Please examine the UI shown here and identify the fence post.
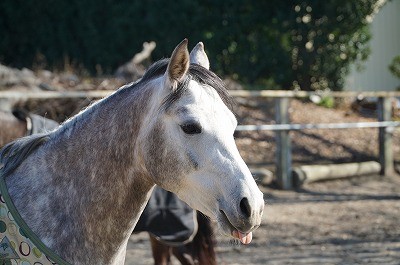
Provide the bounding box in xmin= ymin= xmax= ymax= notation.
xmin=377 ymin=97 xmax=394 ymax=175
xmin=275 ymin=97 xmax=292 ymax=189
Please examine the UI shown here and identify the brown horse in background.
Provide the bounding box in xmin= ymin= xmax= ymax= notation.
xmin=0 ymin=110 xmax=29 ymax=147
xmin=0 ymin=108 xmax=217 ymax=265
xmin=149 ymin=212 xmax=216 ymax=265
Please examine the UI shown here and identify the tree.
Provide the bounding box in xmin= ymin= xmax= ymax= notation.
xmin=286 ymin=0 xmax=385 ymax=91
xmin=389 ymin=55 xmax=400 ymax=90
xmin=389 ymin=55 xmax=400 ymax=79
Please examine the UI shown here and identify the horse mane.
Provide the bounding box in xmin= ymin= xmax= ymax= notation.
xmin=0 ymin=133 xmax=50 ymax=177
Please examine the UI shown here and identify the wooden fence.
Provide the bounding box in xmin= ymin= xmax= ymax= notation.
xmin=1 ymin=89 xmax=399 ymax=190
xmin=231 ymin=90 xmax=400 ymax=189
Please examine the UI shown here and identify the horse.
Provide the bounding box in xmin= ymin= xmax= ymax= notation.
xmin=148 ymin=212 xmax=216 ymax=265
xmin=0 ymin=40 xmax=264 ymax=264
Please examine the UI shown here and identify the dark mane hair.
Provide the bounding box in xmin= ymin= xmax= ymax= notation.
xmin=0 ymin=134 xmax=50 ymax=177
xmin=139 ymin=59 xmax=234 ymax=111
xmin=189 ymin=63 xmax=234 ymax=111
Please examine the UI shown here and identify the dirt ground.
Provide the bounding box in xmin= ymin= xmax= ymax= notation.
xmin=125 ymin=173 xmax=400 ymax=265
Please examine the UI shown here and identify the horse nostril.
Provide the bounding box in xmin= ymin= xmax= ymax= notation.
xmin=239 ymin=197 xmax=252 ymax=218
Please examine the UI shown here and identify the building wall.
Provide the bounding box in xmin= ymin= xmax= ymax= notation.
xmin=346 ymin=0 xmax=400 ymax=91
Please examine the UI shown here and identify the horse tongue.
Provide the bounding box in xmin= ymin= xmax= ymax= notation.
xmin=232 ymin=230 xmax=253 ymax=244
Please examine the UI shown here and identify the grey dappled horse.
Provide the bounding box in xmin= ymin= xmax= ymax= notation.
xmin=0 ymin=40 xmax=264 ymax=264
xmin=0 ymin=110 xmax=216 ymax=265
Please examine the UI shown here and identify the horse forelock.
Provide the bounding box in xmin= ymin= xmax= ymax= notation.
xmin=140 ymin=59 xmax=234 ymax=112
xmin=187 ymin=64 xmax=234 ymax=111
xmin=167 ymin=66 xmax=233 ymax=112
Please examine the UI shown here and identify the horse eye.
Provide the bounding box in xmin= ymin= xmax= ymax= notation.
xmin=180 ymin=123 xmax=202 ymax=134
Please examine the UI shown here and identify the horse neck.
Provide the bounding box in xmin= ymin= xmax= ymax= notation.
xmin=6 ymin=84 xmax=157 ymax=264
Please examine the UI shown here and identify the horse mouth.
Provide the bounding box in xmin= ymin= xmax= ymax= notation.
xmin=218 ymin=210 xmax=253 ymax=244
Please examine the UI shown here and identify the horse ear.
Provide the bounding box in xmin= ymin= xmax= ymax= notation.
xmin=189 ymin=42 xmax=210 ymax=70
xmin=166 ymin=39 xmax=190 ymax=89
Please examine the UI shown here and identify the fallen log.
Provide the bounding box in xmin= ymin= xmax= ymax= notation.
xmin=292 ymin=161 xmax=381 ymax=186
xmin=249 ymin=167 xmax=274 ymax=185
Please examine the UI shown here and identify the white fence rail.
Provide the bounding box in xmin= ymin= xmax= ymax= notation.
xmin=237 ymin=121 xmax=400 ymax=131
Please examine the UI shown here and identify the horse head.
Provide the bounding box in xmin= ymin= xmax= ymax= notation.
xmin=140 ymin=40 xmax=264 ymax=244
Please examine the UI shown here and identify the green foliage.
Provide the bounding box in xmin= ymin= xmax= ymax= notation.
xmin=389 ymin=55 xmax=400 ymax=91
xmin=317 ymin=96 xmax=335 ymax=108
xmin=287 ymin=1 xmax=380 ymax=91
xmin=0 ymin=0 xmax=385 ymax=90
xmin=389 ymin=55 xmax=400 ymax=79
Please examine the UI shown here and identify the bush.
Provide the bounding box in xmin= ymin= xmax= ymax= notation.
xmin=389 ymin=55 xmax=400 ymax=79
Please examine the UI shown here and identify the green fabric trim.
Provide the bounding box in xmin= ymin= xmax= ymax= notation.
xmin=0 ymin=173 xmax=71 ymax=265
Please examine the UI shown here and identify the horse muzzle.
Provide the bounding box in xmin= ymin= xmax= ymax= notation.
xmin=217 ymin=190 xmax=264 ymax=244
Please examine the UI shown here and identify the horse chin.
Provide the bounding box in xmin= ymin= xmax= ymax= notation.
xmin=216 ymin=210 xmax=253 ymax=245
